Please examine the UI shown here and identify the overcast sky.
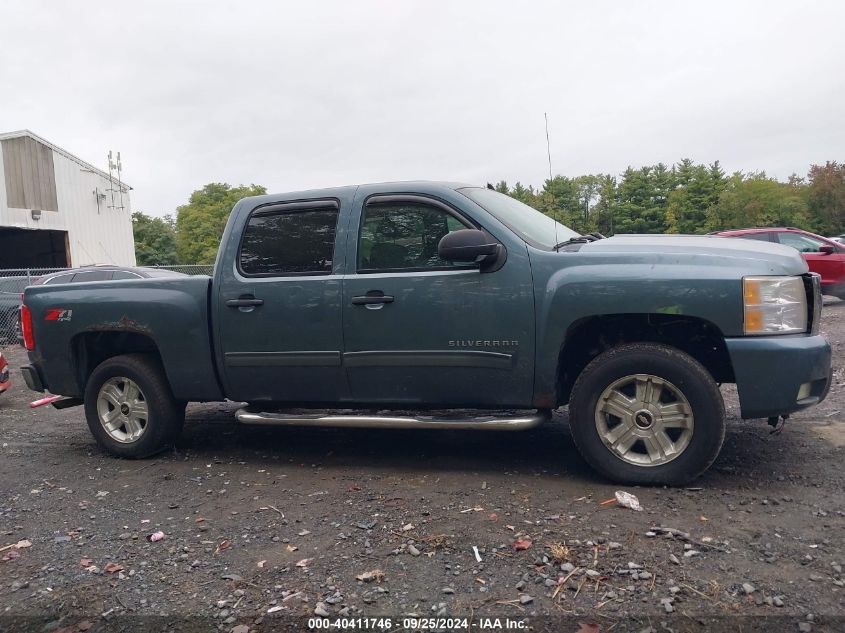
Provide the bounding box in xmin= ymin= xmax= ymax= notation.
xmin=2 ymin=1 xmax=843 ymax=216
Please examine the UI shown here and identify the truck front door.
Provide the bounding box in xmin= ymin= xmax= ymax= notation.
xmin=341 ymin=192 xmax=535 ymax=406
xmin=215 ymin=198 xmax=348 ymax=404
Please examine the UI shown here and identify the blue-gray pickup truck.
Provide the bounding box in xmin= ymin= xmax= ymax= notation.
xmin=20 ymin=182 xmax=832 ymax=484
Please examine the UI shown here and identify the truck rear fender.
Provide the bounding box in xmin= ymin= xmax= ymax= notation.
xmin=71 ymin=331 xmax=164 ymax=396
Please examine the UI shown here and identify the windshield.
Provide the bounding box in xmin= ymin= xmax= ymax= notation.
xmin=458 ymin=187 xmax=579 ymax=249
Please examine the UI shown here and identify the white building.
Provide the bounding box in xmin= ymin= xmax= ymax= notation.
xmin=0 ymin=130 xmax=136 ymax=268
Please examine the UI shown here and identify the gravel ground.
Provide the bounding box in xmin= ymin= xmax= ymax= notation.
xmin=1 ymin=300 xmax=843 ymax=633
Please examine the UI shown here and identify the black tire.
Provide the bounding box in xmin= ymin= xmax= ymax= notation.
xmin=84 ymin=354 xmax=185 ymax=458
xmin=569 ymin=343 xmax=725 ymax=485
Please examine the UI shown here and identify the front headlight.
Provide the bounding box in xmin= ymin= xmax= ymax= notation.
xmin=743 ymin=276 xmax=807 ymax=335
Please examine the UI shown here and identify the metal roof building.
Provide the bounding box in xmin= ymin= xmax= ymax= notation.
xmin=0 ymin=130 xmax=136 ymax=268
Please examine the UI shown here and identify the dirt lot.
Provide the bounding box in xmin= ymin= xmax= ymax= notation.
xmin=1 ymin=301 xmax=843 ymax=633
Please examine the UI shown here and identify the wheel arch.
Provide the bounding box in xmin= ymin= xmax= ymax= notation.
xmin=71 ymin=331 xmax=167 ymax=396
xmin=556 ymin=313 xmax=734 ymax=406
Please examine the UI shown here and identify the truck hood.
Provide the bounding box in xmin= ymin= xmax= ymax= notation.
xmin=578 ymin=234 xmax=808 ymax=276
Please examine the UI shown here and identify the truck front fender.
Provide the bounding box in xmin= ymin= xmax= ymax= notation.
xmin=533 ymin=263 xmax=745 ymax=404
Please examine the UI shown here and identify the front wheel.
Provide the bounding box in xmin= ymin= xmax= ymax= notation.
xmin=84 ymin=354 xmax=185 ymax=458
xmin=568 ymin=343 xmax=725 ymax=485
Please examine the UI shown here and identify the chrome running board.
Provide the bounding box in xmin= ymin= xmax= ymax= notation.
xmin=235 ymin=408 xmax=550 ymax=431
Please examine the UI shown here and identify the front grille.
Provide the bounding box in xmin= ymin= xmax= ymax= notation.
xmin=803 ymin=273 xmax=822 ymax=334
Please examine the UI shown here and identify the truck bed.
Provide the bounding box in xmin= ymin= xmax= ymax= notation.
xmin=24 ymin=276 xmax=223 ymax=401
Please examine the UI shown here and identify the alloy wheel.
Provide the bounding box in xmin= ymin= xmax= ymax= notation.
xmin=594 ymin=373 xmax=694 ymax=466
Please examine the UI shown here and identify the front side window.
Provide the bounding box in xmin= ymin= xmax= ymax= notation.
xmin=777 ymin=232 xmax=824 ymax=253
xmin=240 ymin=206 xmax=338 ymax=276
xmin=358 ymin=201 xmax=471 ymax=271
xmin=736 ymin=232 xmax=773 ymax=242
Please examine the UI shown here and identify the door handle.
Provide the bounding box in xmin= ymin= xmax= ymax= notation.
xmin=226 ymin=297 xmax=264 ymax=308
xmin=351 ymin=293 xmax=394 ymax=306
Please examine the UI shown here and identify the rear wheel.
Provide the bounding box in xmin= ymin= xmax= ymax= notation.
xmin=84 ymin=354 xmax=185 ymax=458
xmin=569 ymin=343 xmax=725 ymax=485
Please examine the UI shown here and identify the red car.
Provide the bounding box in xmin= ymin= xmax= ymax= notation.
xmin=713 ymin=227 xmax=845 ymax=299
xmin=0 ymin=352 xmax=10 ymax=395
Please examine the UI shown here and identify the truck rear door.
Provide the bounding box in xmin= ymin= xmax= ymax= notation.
xmin=214 ymin=197 xmax=349 ymax=404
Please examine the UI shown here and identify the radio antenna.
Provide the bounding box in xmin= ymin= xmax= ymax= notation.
xmin=544 ymin=112 xmax=553 ymax=181
xmin=545 ymin=112 xmax=560 ymax=245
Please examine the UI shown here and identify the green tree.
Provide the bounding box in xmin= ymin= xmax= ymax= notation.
xmin=574 ymin=175 xmax=601 ymax=231
xmin=707 ymin=161 xmax=727 ymax=208
xmin=806 ymin=161 xmax=845 ymax=235
xmin=489 ymin=157 xmax=840 ymax=237
xmin=539 ymin=176 xmax=584 ymax=231
xmin=132 ymin=212 xmax=177 ymax=265
xmin=706 ymin=173 xmax=809 ymax=231
xmin=510 ymin=182 xmax=536 ymax=205
xmin=663 ymin=161 xmax=724 ymax=234
xmin=175 ymin=183 xmax=267 ymax=264
xmin=615 ymin=167 xmax=667 ymax=233
xmin=591 ymin=175 xmax=618 ymax=235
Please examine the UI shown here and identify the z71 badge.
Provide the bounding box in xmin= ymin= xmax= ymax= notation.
xmin=45 ymin=308 xmax=73 ymax=322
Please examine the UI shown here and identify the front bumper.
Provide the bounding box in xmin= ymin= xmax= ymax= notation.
xmin=726 ymin=334 xmax=832 ymax=419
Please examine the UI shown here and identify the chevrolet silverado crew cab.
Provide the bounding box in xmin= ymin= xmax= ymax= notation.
xmin=20 ymin=182 xmax=832 ymax=484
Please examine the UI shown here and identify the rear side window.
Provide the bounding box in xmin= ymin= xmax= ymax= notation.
xmin=240 ymin=204 xmax=339 ymax=276
xmin=70 ymin=270 xmax=113 ymax=283
xmin=43 ymin=273 xmax=76 ymax=285
xmin=112 ymin=270 xmax=143 ymax=280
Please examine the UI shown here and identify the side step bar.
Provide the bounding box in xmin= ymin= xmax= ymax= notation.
xmin=236 ymin=408 xmax=550 ymax=431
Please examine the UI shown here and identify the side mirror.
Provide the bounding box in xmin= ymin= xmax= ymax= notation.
xmin=819 ymin=244 xmax=835 ymax=254
xmin=438 ymin=229 xmax=502 ymax=268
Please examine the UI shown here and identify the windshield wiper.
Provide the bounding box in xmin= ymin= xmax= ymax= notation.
xmin=553 ymin=232 xmax=606 ymax=251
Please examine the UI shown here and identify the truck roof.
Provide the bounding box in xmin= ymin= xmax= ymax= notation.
xmin=239 ymin=180 xmax=476 ymax=206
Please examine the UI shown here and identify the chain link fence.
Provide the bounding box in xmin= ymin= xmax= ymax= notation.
xmin=0 ymin=265 xmax=214 ymax=346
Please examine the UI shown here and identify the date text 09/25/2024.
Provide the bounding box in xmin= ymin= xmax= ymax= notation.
xmin=307 ymin=617 xmax=528 ymax=629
